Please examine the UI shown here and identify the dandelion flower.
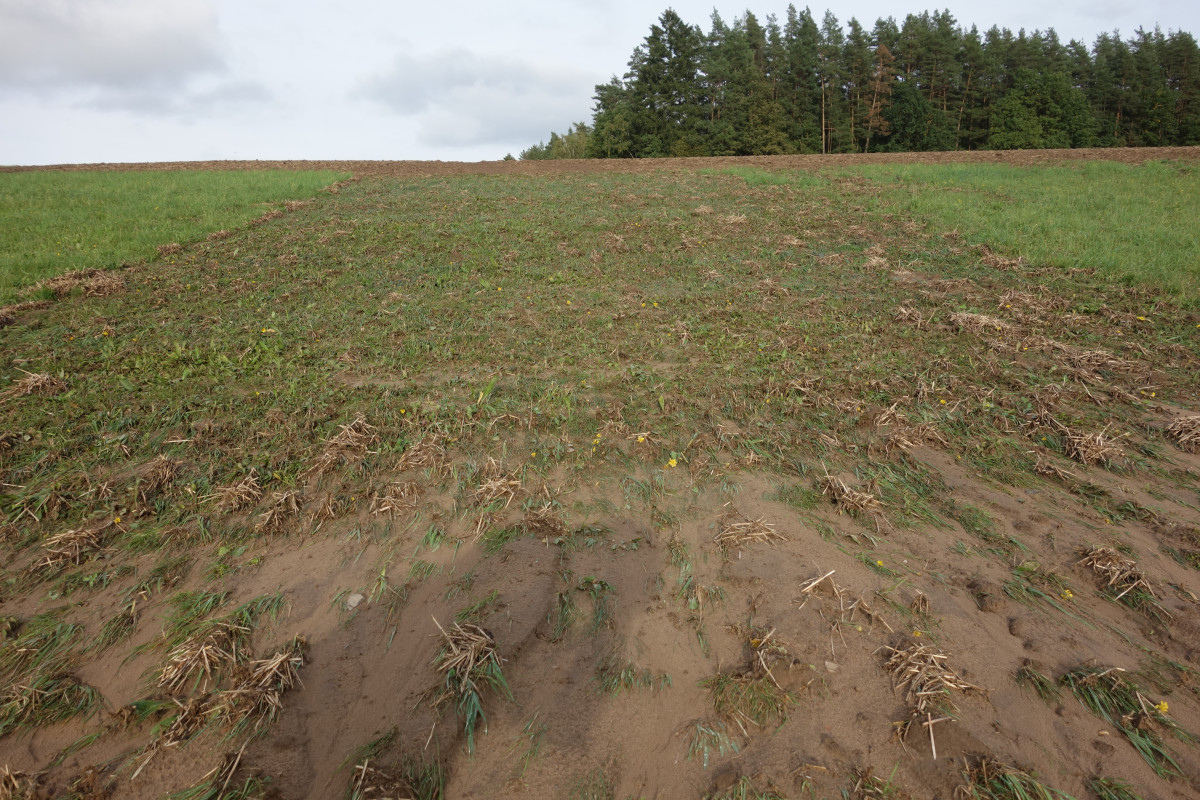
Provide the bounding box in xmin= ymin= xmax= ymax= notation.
xmin=667 ymin=458 xmax=677 ymax=468
xmin=113 ymin=517 xmax=121 ymax=524
xmin=913 ymin=630 xmax=922 ymax=637
xmin=1155 ymin=700 xmax=1169 ymax=714
xmin=875 ymin=560 xmax=884 ymax=566
xmin=637 ymin=436 xmax=645 ymax=443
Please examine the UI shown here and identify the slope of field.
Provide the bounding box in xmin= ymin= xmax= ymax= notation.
xmin=1 ymin=150 xmax=1199 ymax=800
xmin=0 ymin=170 xmax=347 ymax=304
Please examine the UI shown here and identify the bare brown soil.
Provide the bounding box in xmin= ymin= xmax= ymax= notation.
xmin=4 ymin=145 xmax=1200 ymax=176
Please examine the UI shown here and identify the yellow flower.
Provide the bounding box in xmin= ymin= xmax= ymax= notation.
xmin=939 ymin=399 xmax=946 ymax=405
xmin=530 ymin=452 xmax=537 ymax=457
xmin=400 ymin=409 xmax=406 ymax=414
xmin=566 ymin=300 xmax=571 ymax=305
xmin=875 ymin=560 xmax=884 ymax=566
xmin=113 ymin=517 xmax=121 ymax=524
xmin=1137 ymin=316 xmax=1146 ymax=321
xmin=641 ymin=302 xmax=646 ymax=307
xmin=913 ymin=630 xmax=922 ymax=637
xmin=1061 ymin=589 xmax=1073 ymax=599
xmin=653 ymin=302 xmax=659 ymax=308
xmin=637 ymin=436 xmax=645 ymax=443
xmin=667 ymin=458 xmax=677 ymax=468
xmin=1155 ymin=700 xmax=1169 ymax=714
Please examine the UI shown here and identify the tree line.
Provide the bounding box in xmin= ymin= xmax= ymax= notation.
xmin=517 ymin=6 xmax=1200 ymax=158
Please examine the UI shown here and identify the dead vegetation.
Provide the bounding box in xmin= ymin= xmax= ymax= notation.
xmin=137 ymin=454 xmax=181 ymax=502
xmin=1 ymin=371 xmax=67 ymax=401
xmin=370 ymin=481 xmax=423 ymax=517
xmin=949 ymin=311 xmax=1011 ymax=335
xmin=522 ymin=502 xmax=567 ymax=538
xmin=1165 ymin=415 xmax=1200 ymax=453
xmin=1079 ymin=545 xmax=1168 ymax=620
xmin=308 ymin=415 xmax=378 ymax=476
xmin=36 ymin=522 xmax=112 ymax=570
xmin=396 ymin=435 xmax=448 ymax=476
xmin=254 ymin=490 xmax=302 ymax=533
xmin=212 ymin=472 xmax=263 ymax=512
xmin=883 ymin=641 xmax=981 ymax=759
xmin=158 ymin=621 xmax=247 ymax=693
xmin=431 ymin=619 xmax=511 ymax=753
xmin=1060 ymin=423 xmax=1126 ymax=466
xmin=472 ymin=458 xmax=523 ymax=509
xmin=714 ymin=510 xmax=784 ymax=552
xmin=819 ymin=474 xmax=885 ymax=523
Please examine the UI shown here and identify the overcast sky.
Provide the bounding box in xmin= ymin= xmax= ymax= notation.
xmin=1 ymin=0 xmax=1197 ymax=165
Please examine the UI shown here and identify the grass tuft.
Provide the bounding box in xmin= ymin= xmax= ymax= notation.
xmin=1060 ymin=665 xmax=1192 ymax=776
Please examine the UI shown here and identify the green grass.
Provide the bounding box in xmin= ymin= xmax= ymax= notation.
xmin=844 ymin=161 xmax=1200 ymax=301
xmin=0 ymin=169 xmax=345 ymax=303
xmin=1086 ymin=777 xmax=1143 ymax=800
xmin=1060 ymin=665 xmax=1193 ymax=777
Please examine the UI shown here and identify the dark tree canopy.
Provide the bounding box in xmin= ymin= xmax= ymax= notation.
xmin=523 ymin=7 xmax=1200 ymax=158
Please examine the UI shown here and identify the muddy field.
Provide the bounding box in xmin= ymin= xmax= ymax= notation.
xmin=2 ymin=148 xmax=1199 ymax=800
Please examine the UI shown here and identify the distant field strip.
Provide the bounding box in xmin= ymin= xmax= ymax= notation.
xmin=842 ymin=160 xmax=1200 ymax=302
xmin=0 ymin=170 xmax=346 ymax=303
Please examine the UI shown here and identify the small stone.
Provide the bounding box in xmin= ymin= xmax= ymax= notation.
xmin=824 ymin=661 xmax=840 ymax=673
xmin=346 ymin=593 xmax=366 ymax=610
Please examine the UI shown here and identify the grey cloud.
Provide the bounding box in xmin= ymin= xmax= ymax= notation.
xmin=361 ymin=50 xmax=596 ymax=147
xmin=82 ymin=79 xmax=273 ymax=116
xmin=0 ymin=0 xmax=226 ymax=98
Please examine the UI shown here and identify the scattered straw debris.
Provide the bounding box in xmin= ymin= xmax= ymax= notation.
xmin=159 ymin=622 xmax=246 ymax=694
xmin=1032 ymin=454 xmax=1076 ymax=482
xmin=39 ymin=268 xmax=124 ymax=298
xmin=472 ymin=459 xmax=522 ymax=509
xmin=522 ymin=502 xmax=567 ymax=538
xmin=1061 ymin=423 xmax=1125 ymax=466
xmin=1165 ymin=416 xmax=1200 ymax=453
xmin=1 ymin=371 xmax=68 ymax=401
xmin=819 ymin=474 xmax=884 ymax=520
xmin=370 ymin=481 xmax=423 ymax=517
xmin=893 ymin=306 xmax=930 ymax=329
xmin=157 ymin=243 xmax=183 ymax=257
xmin=213 ymin=473 xmax=263 ymax=512
xmin=432 ymin=618 xmax=511 ymax=753
xmin=883 ymin=641 xmax=980 ymax=759
xmin=949 ymin=311 xmax=1010 ymax=335
xmin=978 ymin=244 xmax=1025 ymax=270
xmin=255 ymin=490 xmax=301 ymax=533
xmin=884 ymin=422 xmax=948 ymax=455
xmin=210 ymin=639 xmax=306 ymax=732
xmin=1079 ymin=546 xmax=1165 ymax=616
xmin=1069 ymin=349 xmax=1134 ymax=373
xmin=714 ymin=510 xmax=784 ymax=552
xmin=138 ymin=454 xmax=182 ymax=502
xmin=36 ymin=523 xmax=111 ymax=569
xmin=0 ymin=765 xmax=38 ymax=798
xmin=396 ymin=436 xmax=448 ymax=476
xmin=309 ymin=415 xmax=378 ymax=476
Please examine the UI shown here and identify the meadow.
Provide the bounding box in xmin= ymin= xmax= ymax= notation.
xmin=0 ymin=170 xmax=346 ymax=304
xmin=0 ymin=152 xmax=1199 ymax=800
